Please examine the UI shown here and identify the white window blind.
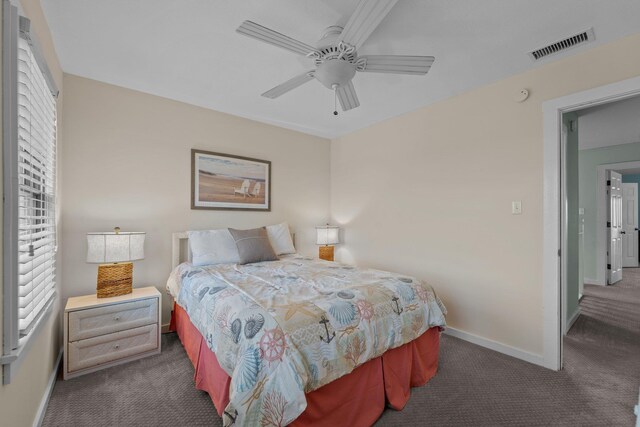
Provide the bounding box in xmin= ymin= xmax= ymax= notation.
xmin=15 ymin=35 xmax=57 ymax=344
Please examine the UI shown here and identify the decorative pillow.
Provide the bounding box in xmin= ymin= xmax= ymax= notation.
xmin=266 ymin=222 xmax=296 ymax=255
xmin=188 ymin=229 xmax=240 ymax=266
xmin=228 ymin=227 xmax=278 ymax=265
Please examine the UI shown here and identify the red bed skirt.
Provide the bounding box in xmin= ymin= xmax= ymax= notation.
xmin=170 ymin=303 xmax=440 ymax=426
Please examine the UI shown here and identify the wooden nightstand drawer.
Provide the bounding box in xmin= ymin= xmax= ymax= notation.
xmin=68 ymin=298 xmax=158 ymax=341
xmin=64 ymin=287 xmax=161 ymax=380
xmin=68 ymin=324 xmax=158 ymax=373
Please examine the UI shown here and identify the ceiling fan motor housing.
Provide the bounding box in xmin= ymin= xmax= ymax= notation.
xmin=313 ymin=26 xmax=357 ymax=89
xmin=317 ymin=26 xmax=344 ymax=48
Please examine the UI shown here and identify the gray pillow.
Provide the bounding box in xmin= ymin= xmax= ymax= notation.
xmin=228 ymin=227 xmax=278 ymax=265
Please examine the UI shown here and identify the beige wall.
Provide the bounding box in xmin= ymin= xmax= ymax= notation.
xmin=0 ymin=0 xmax=64 ymax=426
xmin=60 ymin=75 xmax=331 ymax=325
xmin=1 ymin=6 xmax=638 ymax=426
xmin=331 ymin=33 xmax=640 ymax=356
xmin=0 ymin=315 xmax=61 ymax=426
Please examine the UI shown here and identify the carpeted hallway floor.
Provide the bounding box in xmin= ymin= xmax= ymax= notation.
xmin=42 ymin=271 xmax=640 ymax=426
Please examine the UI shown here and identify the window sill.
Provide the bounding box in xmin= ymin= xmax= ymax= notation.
xmin=1 ymin=296 xmax=58 ymax=384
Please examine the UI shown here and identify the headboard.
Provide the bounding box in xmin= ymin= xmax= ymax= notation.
xmin=172 ymin=232 xmax=191 ymax=270
xmin=172 ymin=231 xmax=295 ymax=270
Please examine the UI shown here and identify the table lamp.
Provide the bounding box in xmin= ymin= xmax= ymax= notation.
xmin=87 ymin=227 xmax=145 ymax=298
xmin=316 ymin=225 xmax=340 ymax=261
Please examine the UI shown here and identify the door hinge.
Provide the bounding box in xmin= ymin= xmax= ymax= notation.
xmin=607 ymin=221 xmax=611 ymax=228
xmin=607 ymin=264 xmax=611 ymax=270
xmin=558 ymin=249 xmax=561 ymax=257
xmin=607 ymin=180 xmax=611 ymax=186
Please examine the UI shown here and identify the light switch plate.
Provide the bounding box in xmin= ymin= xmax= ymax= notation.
xmin=512 ymin=201 xmax=522 ymax=215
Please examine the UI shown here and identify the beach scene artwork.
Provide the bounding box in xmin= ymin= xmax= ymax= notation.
xmin=192 ymin=150 xmax=270 ymax=210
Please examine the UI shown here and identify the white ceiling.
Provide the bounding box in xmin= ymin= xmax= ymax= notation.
xmin=41 ymin=0 xmax=640 ymax=139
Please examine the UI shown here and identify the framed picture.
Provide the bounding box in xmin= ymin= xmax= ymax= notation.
xmin=191 ymin=149 xmax=271 ymax=211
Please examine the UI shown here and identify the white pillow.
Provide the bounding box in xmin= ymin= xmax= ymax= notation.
xmin=188 ymin=229 xmax=240 ymax=266
xmin=266 ymin=222 xmax=296 ymax=255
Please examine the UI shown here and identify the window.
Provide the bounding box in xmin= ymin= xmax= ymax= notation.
xmin=15 ymin=34 xmax=57 ymax=343
xmin=2 ymin=3 xmax=59 ymax=383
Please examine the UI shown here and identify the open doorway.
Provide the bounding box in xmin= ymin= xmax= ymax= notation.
xmin=543 ymin=75 xmax=640 ymax=425
xmin=583 ymin=157 xmax=640 ymax=288
xmin=542 ymin=76 xmax=640 ymax=372
xmin=602 ymin=164 xmax=640 ymax=285
xmin=563 ymin=95 xmax=640 ymax=329
xmin=559 ymin=95 xmax=640 ymax=420
xmin=570 ymin=94 xmax=640 ymax=290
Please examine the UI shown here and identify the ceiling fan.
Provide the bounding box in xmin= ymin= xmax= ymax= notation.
xmin=236 ymin=0 xmax=434 ymax=114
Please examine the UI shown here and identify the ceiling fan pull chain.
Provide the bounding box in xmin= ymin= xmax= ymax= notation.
xmin=333 ymin=85 xmax=338 ymax=116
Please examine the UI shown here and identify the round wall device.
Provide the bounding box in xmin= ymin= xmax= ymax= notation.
xmin=514 ymin=89 xmax=530 ymax=103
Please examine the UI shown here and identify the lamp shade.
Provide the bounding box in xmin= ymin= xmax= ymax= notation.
xmin=87 ymin=231 xmax=145 ymax=263
xmin=316 ymin=225 xmax=340 ymax=246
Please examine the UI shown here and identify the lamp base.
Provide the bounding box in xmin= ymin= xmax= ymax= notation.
xmin=319 ymin=245 xmax=334 ymax=262
xmin=97 ymin=262 xmax=133 ymax=298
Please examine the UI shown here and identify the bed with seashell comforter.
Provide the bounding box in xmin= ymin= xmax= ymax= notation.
xmin=166 ymin=254 xmax=447 ymax=427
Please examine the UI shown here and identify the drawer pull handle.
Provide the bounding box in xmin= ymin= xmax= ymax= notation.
xmin=114 ymin=316 xmax=120 ymax=321
xmin=114 ymin=344 xmax=120 ymax=349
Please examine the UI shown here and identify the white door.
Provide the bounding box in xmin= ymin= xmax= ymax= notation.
xmin=607 ymin=171 xmax=623 ymax=284
xmin=622 ymin=182 xmax=639 ymax=267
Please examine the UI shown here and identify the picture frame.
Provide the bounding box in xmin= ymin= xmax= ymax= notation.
xmin=191 ymin=149 xmax=271 ymax=211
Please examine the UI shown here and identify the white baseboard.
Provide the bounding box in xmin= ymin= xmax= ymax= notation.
xmin=33 ymin=348 xmax=62 ymax=427
xmin=443 ymin=327 xmax=544 ymax=367
xmin=565 ymin=307 xmax=581 ymax=335
xmin=161 ymin=322 xmax=171 ymax=334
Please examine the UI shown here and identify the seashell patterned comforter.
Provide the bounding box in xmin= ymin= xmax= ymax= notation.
xmin=167 ymin=255 xmax=446 ymax=426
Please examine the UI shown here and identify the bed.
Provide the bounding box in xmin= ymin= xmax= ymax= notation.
xmin=167 ymin=232 xmax=447 ymax=426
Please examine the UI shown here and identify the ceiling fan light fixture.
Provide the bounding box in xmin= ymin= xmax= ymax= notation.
xmin=314 ymin=59 xmax=356 ymax=89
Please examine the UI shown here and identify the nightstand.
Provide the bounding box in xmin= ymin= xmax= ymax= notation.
xmin=63 ymin=287 xmax=161 ymax=380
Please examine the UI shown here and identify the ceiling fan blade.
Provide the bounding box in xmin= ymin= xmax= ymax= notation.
xmin=358 ymin=55 xmax=435 ymax=75
xmin=261 ymin=71 xmax=315 ymax=99
xmin=237 ymin=21 xmax=317 ymax=56
xmin=339 ymin=0 xmax=398 ymax=49
xmin=336 ymin=81 xmax=360 ymax=111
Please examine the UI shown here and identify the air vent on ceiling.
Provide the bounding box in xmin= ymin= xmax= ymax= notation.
xmin=529 ymin=28 xmax=595 ymax=61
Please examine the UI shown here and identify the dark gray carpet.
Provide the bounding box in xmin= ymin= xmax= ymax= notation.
xmin=616 ymin=267 xmax=640 ymax=290
xmin=43 ymin=275 xmax=640 ymax=427
xmin=43 ymin=333 xmax=222 ymax=427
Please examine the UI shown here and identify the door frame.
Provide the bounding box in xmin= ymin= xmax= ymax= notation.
xmin=542 ymin=75 xmax=640 ymax=371
xmin=595 ymin=161 xmax=640 ymax=284
xmin=621 ymin=182 xmax=639 ymax=268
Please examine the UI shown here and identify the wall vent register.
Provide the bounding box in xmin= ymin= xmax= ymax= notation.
xmin=529 ymin=28 xmax=595 ymax=60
